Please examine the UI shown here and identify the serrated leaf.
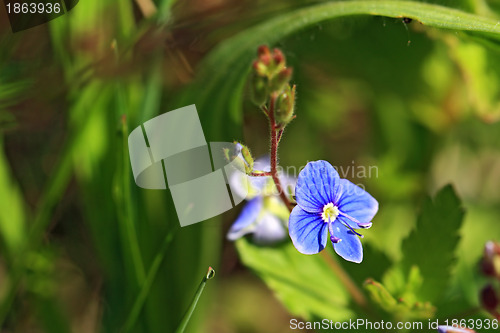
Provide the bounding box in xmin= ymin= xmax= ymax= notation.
xmin=400 ymin=185 xmax=465 ymax=302
xmin=236 ymin=237 xmax=353 ymax=321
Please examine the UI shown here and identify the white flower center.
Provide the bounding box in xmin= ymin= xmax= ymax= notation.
xmin=322 ymin=203 xmax=340 ymax=223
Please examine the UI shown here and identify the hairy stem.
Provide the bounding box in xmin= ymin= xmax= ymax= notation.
xmin=268 ymin=95 xmax=292 ymax=211
xmin=250 ymin=171 xmax=272 ymax=177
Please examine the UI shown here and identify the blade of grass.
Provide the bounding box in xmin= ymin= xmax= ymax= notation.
xmin=122 ymin=228 xmax=177 ymax=332
xmin=174 ymin=266 xmax=216 ymax=333
xmin=115 ymin=84 xmax=146 ymax=287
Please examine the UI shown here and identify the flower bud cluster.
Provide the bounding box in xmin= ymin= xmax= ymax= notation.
xmin=250 ymin=45 xmax=295 ymax=126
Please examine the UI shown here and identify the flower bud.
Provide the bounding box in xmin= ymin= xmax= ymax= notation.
xmin=250 ymin=73 xmax=269 ymax=106
xmin=253 ymin=60 xmax=267 ymax=77
xmin=253 ymin=46 xmax=272 ymax=77
xmin=275 ymin=85 xmax=296 ymax=125
xmin=269 ymin=67 xmax=292 ymax=93
xmin=272 ymin=48 xmax=284 ymax=65
xmin=253 ymin=45 xmax=288 ymax=78
xmin=480 ymin=241 xmax=500 ymax=278
xmin=223 ymin=148 xmax=231 ymax=162
xmin=480 ymin=284 xmax=499 ymax=311
xmin=241 ymin=145 xmax=254 ymax=171
xmin=257 ymin=45 xmax=270 ymax=58
xmin=229 ymin=142 xmax=254 ymax=175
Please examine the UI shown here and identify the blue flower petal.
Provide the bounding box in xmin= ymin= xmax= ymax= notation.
xmin=336 ymin=179 xmax=378 ymax=229
xmin=289 ymin=205 xmax=328 ymax=254
xmin=254 ymin=155 xmax=271 ymax=172
xmin=295 ymin=160 xmax=341 ymax=213
xmin=227 ymin=198 xmax=262 ymax=241
xmin=331 ymin=221 xmax=363 ymax=263
xmin=253 ymin=212 xmax=287 ymax=245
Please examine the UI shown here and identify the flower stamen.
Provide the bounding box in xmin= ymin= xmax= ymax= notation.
xmin=328 ymin=219 xmax=342 ymax=243
xmin=339 ymin=211 xmax=372 ymax=229
xmin=322 ymin=203 xmax=340 ymax=223
xmin=344 ymin=222 xmax=364 ymax=238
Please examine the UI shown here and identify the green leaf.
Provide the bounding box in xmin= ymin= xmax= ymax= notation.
xmin=364 ymin=279 xmax=398 ymax=311
xmin=0 ymin=138 xmax=27 ymax=255
xmin=236 ymin=238 xmax=353 ymax=321
xmin=398 ymin=185 xmax=465 ymax=302
xmin=176 ymin=1 xmax=500 ymax=140
xmin=447 ymin=37 xmax=500 ymax=120
xmin=364 ymin=276 xmax=435 ymax=321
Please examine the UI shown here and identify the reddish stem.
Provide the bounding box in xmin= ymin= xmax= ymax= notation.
xmin=276 ymin=128 xmax=284 ymax=143
xmin=250 ymin=172 xmax=272 ymax=177
xmin=268 ymin=94 xmax=292 ymax=212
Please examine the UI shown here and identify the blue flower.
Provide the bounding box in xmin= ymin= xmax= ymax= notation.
xmin=288 ymin=160 xmax=378 ymax=263
xmin=227 ymin=156 xmax=295 ymax=245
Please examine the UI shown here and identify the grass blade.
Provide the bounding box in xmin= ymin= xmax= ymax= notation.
xmin=174 ymin=266 xmax=216 ymax=333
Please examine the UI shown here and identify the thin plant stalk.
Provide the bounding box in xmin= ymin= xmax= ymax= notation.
xmin=122 ymin=229 xmax=177 ymax=332
xmin=174 ymin=267 xmax=216 ymax=333
xmin=267 ymin=94 xmax=292 ymax=211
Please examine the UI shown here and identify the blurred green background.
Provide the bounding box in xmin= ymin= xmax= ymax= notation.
xmin=1 ymin=0 xmax=500 ymax=332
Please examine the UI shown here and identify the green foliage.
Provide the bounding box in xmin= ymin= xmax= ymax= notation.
xmin=364 ymin=271 xmax=435 ymax=321
xmin=0 ymin=139 xmax=26 ymax=255
xmin=1 ymin=0 xmax=500 ymax=331
xmin=398 ymin=185 xmax=465 ymax=303
xmin=177 ymin=1 xmax=500 ymax=141
xmin=236 ymin=238 xmax=353 ymax=321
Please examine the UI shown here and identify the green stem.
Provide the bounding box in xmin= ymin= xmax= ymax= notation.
xmin=320 ymin=251 xmax=369 ymax=311
xmin=118 ymin=115 xmax=146 ymax=285
xmin=174 ymin=267 xmax=216 ymax=333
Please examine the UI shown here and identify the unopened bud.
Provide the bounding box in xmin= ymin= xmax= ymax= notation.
xmin=481 ymin=284 xmax=499 ymax=311
xmin=275 ymin=85 xmax=296 ymax=125
xmin=481 ymin=241 xmax=500 ymax=278
xmin=272 ymin=48 xmax=285 ymax=65
xmin=241 ymin=145 xmax=254 ymax=171
xmin=223 ymin=148 xmax=231 ymax=162
xmin=270 ymin=67 xmax=292 ymax=93
xmin=250 ymin=73 xmax=269 ymax=106
xmin=257 ymin=45 xmax=270 ymax=58
xmin=230 ymin=142 xmax=254 ymax=175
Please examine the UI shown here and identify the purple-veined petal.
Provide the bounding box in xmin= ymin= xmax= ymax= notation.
xmin=288 ymin=205 xmax=328 ymax=254
xmin=253 ymin=212 xmax=287 ymax=245
xmin=336 ymin=179 xmax=378 ymax=229
xmin=295 ymin=160 xmax=341 ymax=213
xmin=331 ymin=221 xmax=363 ymax=263
xmin=227 ymin=198 xmax=262 ymax=241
